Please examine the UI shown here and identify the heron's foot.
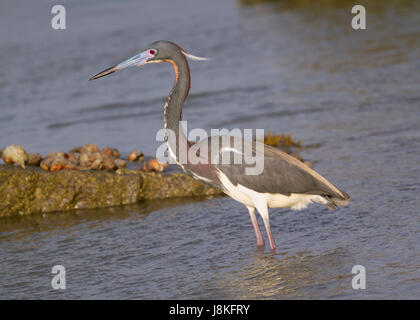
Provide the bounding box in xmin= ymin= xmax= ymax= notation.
xmin=268 ymin=236 xmax=277 ymax=251
xmin=256 ymin=238 xmax=265 ymax=248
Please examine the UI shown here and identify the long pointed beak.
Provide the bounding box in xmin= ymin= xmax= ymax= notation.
xmin=89 ymin=51 xmax=153 ymax=80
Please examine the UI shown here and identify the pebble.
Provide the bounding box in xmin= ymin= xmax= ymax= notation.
xmin=140 ymin=159 xmax=168 ymax=172
xmin=128 ymin=150 xmax=144 ymax=162
xmin=1 ymin=145 xmax=29 ymax=169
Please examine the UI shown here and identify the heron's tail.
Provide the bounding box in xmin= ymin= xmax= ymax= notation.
xmin=324 ymin=191 xmax=350 ymax=210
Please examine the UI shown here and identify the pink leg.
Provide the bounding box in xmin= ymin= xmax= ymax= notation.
xmin=253 ymin=199 xmax=277 ymax=251
xmin=247 ymin=207 xmax=264 ymax=247
xmin=262 ymin=217 xmax=276 ymax=251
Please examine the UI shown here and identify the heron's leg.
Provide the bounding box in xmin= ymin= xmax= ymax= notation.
xmin=247 ymin=206 xmax=264 ymax=247
xmin=253 ymin=198 xmax=277 ymax=251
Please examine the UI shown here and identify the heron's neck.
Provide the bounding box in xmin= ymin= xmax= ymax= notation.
xmin=164 ymin=54 xmax=190 ymax=162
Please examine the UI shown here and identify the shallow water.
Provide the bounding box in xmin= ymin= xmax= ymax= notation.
xmin=1 ymin=0 xmax=420 ymax=299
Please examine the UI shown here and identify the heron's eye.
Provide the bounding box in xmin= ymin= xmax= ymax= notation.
xmin=149 ymin=49 xmax=156 ymax=55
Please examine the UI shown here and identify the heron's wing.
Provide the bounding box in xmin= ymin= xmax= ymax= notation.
xmin=215 ymin=139 xmax=347 ymax=199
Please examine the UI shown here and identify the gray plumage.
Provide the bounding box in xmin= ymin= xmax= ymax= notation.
xmin=187 ymin=136 xmax=349 ymax=209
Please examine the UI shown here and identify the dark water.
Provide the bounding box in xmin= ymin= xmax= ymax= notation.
xmin=1 ymin=0 xmax=420 ymax=299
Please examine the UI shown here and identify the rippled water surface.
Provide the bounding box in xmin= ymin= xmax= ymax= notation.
xmin=1 ymin=0 xmax=420 ymax=299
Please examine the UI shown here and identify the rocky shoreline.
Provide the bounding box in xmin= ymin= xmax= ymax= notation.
xmin=0 ymin=165 xmax=222 ymax=218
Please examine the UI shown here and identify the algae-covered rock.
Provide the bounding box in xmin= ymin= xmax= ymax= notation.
xmin=138 ymin=171 xmax=222 ymax=200
xmin=264 ymin=132 xmax=301 ymax=148
xmin=0 ymin=165 xmax=222 ymax=218
xmin=0 ymin=165 xmax=140 ymax=217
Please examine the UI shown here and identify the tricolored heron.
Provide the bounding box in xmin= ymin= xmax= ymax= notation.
xmin=90 ymin=40 xmax=349 ymax=251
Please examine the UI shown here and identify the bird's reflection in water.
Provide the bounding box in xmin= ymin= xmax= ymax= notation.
xmin=218 ymin=247 xmax=353 ymax=299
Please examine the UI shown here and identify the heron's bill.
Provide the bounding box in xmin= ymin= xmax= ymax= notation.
xmin=89 ymin=65 xmax=118 ymax=80
xmin=89 ymin=50 xmax=153 ymax=80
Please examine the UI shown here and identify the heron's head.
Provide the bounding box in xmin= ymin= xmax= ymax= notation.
xmin=89 ymin=40 xmax=208 ymax=80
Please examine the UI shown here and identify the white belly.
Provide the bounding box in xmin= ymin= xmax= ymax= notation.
xmin=217 ymin=170 xmax=327 ymax=210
